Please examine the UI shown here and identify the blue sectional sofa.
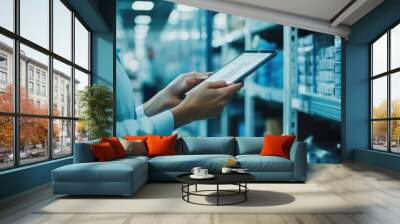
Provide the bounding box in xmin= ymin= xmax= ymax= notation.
xmin=52 ymin=137 xmax=307 ymax=196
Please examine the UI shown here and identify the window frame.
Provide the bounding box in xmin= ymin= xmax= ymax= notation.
xmin=370 ymin=20 xmax=400 ymax=154
xmin=0 ymin=0 xmax=92 ymax=171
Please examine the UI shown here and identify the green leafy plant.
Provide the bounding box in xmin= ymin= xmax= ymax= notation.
xmin=79 ymin=84 xmax=113 ymax=140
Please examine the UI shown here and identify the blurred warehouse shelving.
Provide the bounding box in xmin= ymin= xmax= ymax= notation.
xmin=207 ymin=14 xmax=343 ymax=163
xmin=152 ymin=9 xmax=343 ymax=138
xmin=117 ymin=3 xmax=343 ymax=162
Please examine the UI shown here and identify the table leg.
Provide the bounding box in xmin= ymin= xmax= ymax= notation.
xmin=216 ymin=184 xmax=219 ymax=206
xmin=195 ymin=184 xmax=198 ymax=192
xmin=181 ymin=184 xmax=183 ymax=199
xmin=245 ymin=183 xmax=247 ymax=201
xmin=187 ymin=184 xmax=190 ymax=202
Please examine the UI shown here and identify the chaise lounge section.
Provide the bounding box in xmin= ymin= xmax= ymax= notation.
xmin=52 ymin=137 xmax=307 ymax=196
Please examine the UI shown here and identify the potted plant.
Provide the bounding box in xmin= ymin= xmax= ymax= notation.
xmin=79 ymin=84 xmax=113 ymax=140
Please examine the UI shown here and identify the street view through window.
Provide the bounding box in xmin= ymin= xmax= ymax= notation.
xmin=371 ymin=23 xmax=400 ymax=153
xmin=0 ymin=0 xmax=90 ymax=170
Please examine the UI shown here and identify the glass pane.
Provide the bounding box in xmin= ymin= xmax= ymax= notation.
xmin=53 ymin=59 xmax=72 ymax=117
xmin=20 ymin=117 xmax=49 ymax=165
xmin=74 ymin=18 xmax=89 ymax=70
xmin=20 ymin=44 xmax=49 ymax=115
xmin=391 ymin=120 xmax=400 ymax=153
xmin=20 ymin=0 xmax=49 ymax=49
xmin=0 ymin=116 xmax=14 ymax=170
xmin=53 ymin=119 xmax=72 ymax=157
xmin=372 ymin=33 xmax=387 ymax=76
xmin=0 ymin=35 xmax=14 ymax=112
xmin=53 ymin=0 xmax=72 ymax=60
xmin=391 ymin=24 xmax=400 ymax=70
xmin=0 ymin=0 xmax=14 ymax=31
xmin=74 ymin=69 xmax=89 ymax=117
xmin=75 ymin=120 xmax=88 ymax=143
xmin=372 ymin=77 xmax=387 ymax=119
xmin=391 ymin=72 xmax=400 ymax=118
xmin=372 ymin=121 xmax=388 ymax=151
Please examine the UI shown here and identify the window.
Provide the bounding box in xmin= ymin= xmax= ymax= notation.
xmin=35 ymin=84 xmax=40 ymax=95
xmin=53 ymin=0 xmax=72 ymax=60
xmin=28 ymin=81 xmax=34 ymax=94
xmin=74 ymin=18 xmax=90 ymax=70
xmin=0 ymin=116 xmax=13 ymax=170
xmin=0 ymin=0 xmax=14 ymax=32
xmin=0 ymin=0 xmax=91 ymax=170
xmin=0 ymin=55 xmax=7 ymax=67
xmin=20 ymin=0 xmax=49 ymax=48
xmin=74 ymin=69 xmax=89 ymax=118
xmin=28 ymin=67 xmax=34 ymax=80
xmin=19 ymin=117 xmax=49 ymax=165
xmin=0 ymin=71 xmax=6 ymax=85
xmin=370 ymin=22 xmax=400 ymax=153
xmin=35 ymin=70 xmax=40 ymax=81
xmin=53 ymin=119 xmax=72 ymax=158
xmin=41 ymin=85 xmax=46 ymax=97
xmin=53 ymin=59 xmax=72 ymax=117
xmin=0 ymin=34 xmax=14 ymax=113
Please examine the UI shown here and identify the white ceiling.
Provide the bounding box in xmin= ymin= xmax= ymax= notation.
xmin=167 ymin=0 xmax=384 ymax=38
xmin=229 ymin=0 xmax=352 ymax=22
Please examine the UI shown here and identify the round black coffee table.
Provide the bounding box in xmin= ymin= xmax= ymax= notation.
xmin=177 ymin=173 xmax=255 ymax=206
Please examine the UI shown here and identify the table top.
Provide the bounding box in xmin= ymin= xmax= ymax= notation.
xmin=177 ymin=172 xmax=255 ymax=185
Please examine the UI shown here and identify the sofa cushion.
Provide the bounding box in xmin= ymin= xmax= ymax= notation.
xmin=149 ymin=154 xmax=235 ymax=172
xmin=53 ymin=158 xmax=147 ymax=183
xmin=236 ymin=155 xmax=293 ymax=172
xmin=101 ymin=137 xmax=127 ymax=158
xmin=260 ymin=135 xmax=296 ymax=159
xmin=179 ymin=137 xmax=235 ymax=155
xmin=235 ymin=137 xmax=264 ymax=155
xmin=91 ymin=142 xmax=118 ymax=161
xmin=147 ymin=135 xmax=177 ymax=157
xmin=118 ymin=138 xmax=147 ymax=156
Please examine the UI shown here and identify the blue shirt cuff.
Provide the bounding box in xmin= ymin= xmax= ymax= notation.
xmin=135 ymin=105 xmax=146 ymax=118
xmin=148 ymin=109 xmax=174 ymax=136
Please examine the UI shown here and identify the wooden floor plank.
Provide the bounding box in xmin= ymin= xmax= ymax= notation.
xmin=1 ymin=162 xmax=400 ymax=224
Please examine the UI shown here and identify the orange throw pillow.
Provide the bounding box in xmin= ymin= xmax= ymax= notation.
xmin=124 ymin=135 xmax=148 ymax=142
xmin=101 ymin=137 xmax=126 ymax=158
xmin=91 ymin=142 xmax=117 ymax=161
xmin=146 ymin=135 xmax=177 ymax=157
xmin=260 ymin=135 xmax=296 ymax=159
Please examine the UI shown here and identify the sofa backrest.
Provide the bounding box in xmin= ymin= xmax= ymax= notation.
xmin=73 ymin=139 xmax=100 ymax=163
xmin=235 ymin=137 xmax=264 ymax=155
xmin=178 ymin=137 xmax=236 ymax=155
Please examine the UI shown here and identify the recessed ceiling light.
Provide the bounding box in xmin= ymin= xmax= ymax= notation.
xmin=132 ymin=1 xmax=154 ymax=11
xmin=135 ymin=15 xmax=152 ymax=25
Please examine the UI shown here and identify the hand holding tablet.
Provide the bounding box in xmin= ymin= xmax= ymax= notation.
xmin=186 ymin=50 xmax=276 ymax=95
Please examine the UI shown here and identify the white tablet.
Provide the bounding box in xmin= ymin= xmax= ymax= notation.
xmin=186 ymin=50 xmax=276 ymax=95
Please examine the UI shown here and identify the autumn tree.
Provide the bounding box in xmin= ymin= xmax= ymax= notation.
xmin=372 ymin=99 xmax=400 ymax=144
xmin=0 ymin=84 xmax=59 ymax=153
xmin=0 ymin=85 xmax=14 ymax=151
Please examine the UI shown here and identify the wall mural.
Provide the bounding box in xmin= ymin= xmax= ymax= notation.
xmin=115 ymin=0 xmax=342 ymax=163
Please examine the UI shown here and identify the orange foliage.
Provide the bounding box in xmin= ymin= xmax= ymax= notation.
xmin=0 ymin=84 xmax=59 ymax=150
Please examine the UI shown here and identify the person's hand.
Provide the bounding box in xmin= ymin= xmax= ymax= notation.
xmin=171 ymin=80 xmax=243 ymax=128
xmin=143 ymin=72 xmax=211 ymax=116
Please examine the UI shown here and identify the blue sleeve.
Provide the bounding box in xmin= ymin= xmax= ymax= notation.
xmin=116 ymin=109 xmax=175 ymax=136
xmin=135 ymin=105 xmax=146 ymax=119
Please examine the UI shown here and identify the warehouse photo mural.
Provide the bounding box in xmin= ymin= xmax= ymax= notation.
xmin=114 ymin=0 xmax=343 ymax=163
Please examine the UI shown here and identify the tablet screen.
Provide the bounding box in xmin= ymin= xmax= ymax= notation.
xmin=206 ymin=52 xmax=273 ymax=84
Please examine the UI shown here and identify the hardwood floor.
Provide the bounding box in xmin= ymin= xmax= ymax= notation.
xmin=1 ymin=162 xmax=400 ymax=224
